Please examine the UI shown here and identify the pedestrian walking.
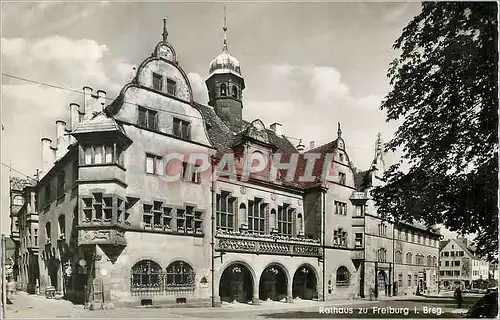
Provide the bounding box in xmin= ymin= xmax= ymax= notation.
xmin=454 ymin=285 xmax=463 ymax=308
xmin=6 ymin=277 xmax=16 ymax=300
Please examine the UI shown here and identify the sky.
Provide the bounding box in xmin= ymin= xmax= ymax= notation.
xmin=0 ymin=1 xmax=468 ymax=240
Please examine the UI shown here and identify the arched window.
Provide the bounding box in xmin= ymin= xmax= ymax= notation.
xmin=427 ymin=255 xmax=432 ymax=266
xmin=336 ymin=266 xmax=350 ymax=287
xmin=297 ymin=213 xmax=303 ymax=235
xmin=220 ymin=83 xmax=227 ymax=96
xmin=432 ymin=256 xmax=437 ymax=266
xmin=58 ymin=215 xmax=65 ymax=240
xmin=130 ymin=260 xmax=162 ymax=294
xmin=232 ymin=85 xmax=238 ymax=99
xmin=406 ymin=252 xmax=412 ymax=264
xmin=45 ymin=222 xmax=51 ymax=242
xmin=395 ymin=250 xmax=403 ymax=264
xmin=166 ymin=261 xmax=195 ymax=290
xmin=239 ymin=203 xmax=247 ymax=229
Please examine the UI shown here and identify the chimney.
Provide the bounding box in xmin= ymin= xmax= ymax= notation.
xmin=96 ymin=90 xmax=106 ymax=112
xmin=270 ymin=122 xmax=283 ymax=136
xmin=68 ymin=103 xmax=80 ymax=131
xmin=83 ymin=86 xmax=93 ymax=119
xmin=55 ymin=120 xmax=69 ymax=160
xmin=41 ymin=138 xmax=55 ymax=176
xmin=309 ymin=141 xmax=315 ymax=150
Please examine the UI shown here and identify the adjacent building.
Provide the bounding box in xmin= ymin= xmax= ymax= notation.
xmin=9 ymin=17 xmax=441 ymax=308
xmin=439 ymin=238 xmax=491 ymax=290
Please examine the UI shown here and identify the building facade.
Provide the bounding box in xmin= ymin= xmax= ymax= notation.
xmin=9 ymin=18 xmax=440 ymax=308
xmin=439 ymin=238 xmax=490 ymax=290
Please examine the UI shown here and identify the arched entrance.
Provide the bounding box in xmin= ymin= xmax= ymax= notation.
xmin=292 ymin=265 xmax=317 ymax=300
xmin=259 ymin=264 xmax=287 ymax=301
xmin=377 ymin=270 xmax=387 ymax=297
xmin=219 ymin=263 xmax=253 ymax=303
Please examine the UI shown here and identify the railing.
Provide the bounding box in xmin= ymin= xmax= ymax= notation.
xmin=216 ymin=231 xmax=322 ymax=257
xmin=130 ymin=272 xmax=196 ymax=297
xmin=350 ymin=191 xmax=368 ymax=200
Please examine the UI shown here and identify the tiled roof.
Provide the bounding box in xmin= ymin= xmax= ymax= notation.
xmin=354 ymin=170 xmax=371 ymax=191
xmin=72 ymin=112 xmax=125 ymax=135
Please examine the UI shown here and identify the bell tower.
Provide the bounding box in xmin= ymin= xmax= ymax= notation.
xmin=206 ymin=7 xmax=245 ymax=132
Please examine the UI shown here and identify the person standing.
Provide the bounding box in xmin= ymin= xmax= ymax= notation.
xmin=454 ymin=285 xmax=463 ymax=308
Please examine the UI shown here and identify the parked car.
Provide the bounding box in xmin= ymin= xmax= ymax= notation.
xmin=464 ymin=291 xmax=498 ymax=318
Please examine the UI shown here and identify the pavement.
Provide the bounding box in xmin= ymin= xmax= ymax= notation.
xmin=3 ymin=292 xmax=474 ymax=319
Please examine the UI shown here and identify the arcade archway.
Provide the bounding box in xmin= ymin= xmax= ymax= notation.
xmin=259 ymin=264 xmax=288 ymax=301
xmin=219 ymin=263 xmax=254 ymax=303
xmin=292 ymin=265 xmax=317 ymax=300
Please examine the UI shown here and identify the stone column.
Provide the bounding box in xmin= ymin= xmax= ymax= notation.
xmin=286 ymin=277 xmax=293 ymax=303
xmin=252 ymin=278 xmax=260 ymax=305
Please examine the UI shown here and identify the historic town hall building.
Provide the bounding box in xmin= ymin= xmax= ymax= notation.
xmin=9 ymin=17 xmax=441 ymax=308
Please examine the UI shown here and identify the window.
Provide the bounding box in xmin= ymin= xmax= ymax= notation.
xmin=445 ymin=261 xmax=449 ymax=266
xmin=138 ymin=106 xmax=157 ymax=130
xmin=405 ymin=231 xmax=408 ymax=241
xmin=334 ymin=228 xmax=347 ymax=247
xmin=339 ymin=153 xmax=344 ymax=162
xmin=334 ymin=201 xmax=347 ymax=215
xmin=406 ymin=252 xmax=412 ymax=264
xmin=336 ymin=266 xmax=350 ymax=287
xmin=459 ymin=251 xmax=464 ymax=256
xmin=182 ymin=162 xmax=200 ymax=183
xmin=427 ymin=255 xmax=432 ymax=266
xmin=166 ymin=261 xmax=195 ymax=290
xmin=145 ymin=154 xmax=163 ymax=175
xmin=232 ymin=85 xmax=238 ymax=99
xmin=82 ymin=192 xmax=112 ymax=223
xmin=152 ymin=73 xmax=163 ymax=91
xmin=73 ymin=161 xmax=78 ymax=183
xmin=407 ymin=274 xmax=412 ymax=287
xmin=378 ymin=223 xmax=387 ymax=236
xmin=44 ymin=185 xmax=51 ymax=206
xmin=339 ymin=172 xmax=346 ymax=185
xmin=443 ymin=251 xmax=449 ymax=257
xmin=398 ymin=274 xmax=403 ymax=288
xmin=395 ymin=251 xmax=403 ymax=264
xmin=451 ymin=251 xmax=455 ymax=257
xmin=216 ymin=191 xmax=235 ymax=231
xmin=411 ymin=233 xmax=415 ymax=242
xmin=355 ymin=205 xmax=364 ymax=216
xmin=277 ymin=205 xmax=293 ymax=237
xmin=173 ymin=118 xmax=191 ymax=140
xmin=296 ymin=213 xmax=303 ymax=235
xmin=248 ymin=198 xmax=266 ymax=234
xmin=82 ymin=145 xmax=122 ymax=165
xmin=45 ymin=222 xmax=51 ymax=242
xmin=34 ymin=229 xmax=38 ymax=246
xmin=414 ymin=273 xmax=418 ymax=286
xmin=220 ymin=83 xmax=227 ymax=96
xmin=454 ymin=270 xmax=460 ymax=276
xmin=377 ymin=248 xmax=387 ymax=262
xmin=418 ymin=235 xmax=421 ymax=244
xmin=166 ymin=79 xmax=176 ymax=95
xmin=58 ymin=215 xmax=65 ymax=239
xmin=355 ymin=233 xmax=363 ymax=248
xmin=57 ymin=171 xmax=65 ymax=197
xmin=130 ymin=260 xmax=162 ymax=294
xmin=12 ymin=196 xmax=24 ymax=206
xmin=454 ymin=260 xmax=460 ymax=267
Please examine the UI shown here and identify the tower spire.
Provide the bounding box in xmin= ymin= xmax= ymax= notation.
xmin=222 ymin=6 xmax=228 ymax=53
xmin=375 ymin=132 xmax=382 ymax=157
xmin=337 ymin=122 xmax=342 ymax=138
xmin=162 ymin=17 xmax=168 ymax=42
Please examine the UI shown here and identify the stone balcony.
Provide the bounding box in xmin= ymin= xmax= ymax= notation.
xmin=215 ymin=230 xmax=322 ymax=257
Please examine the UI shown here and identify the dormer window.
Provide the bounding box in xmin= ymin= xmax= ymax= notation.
xmin=339 ymin=153 xmax=344 ymax=162
xmin=232 ymin=85 xmax=238 ymax=99
xmin=167 ymin=79 xmax=176 ymax=96
xmin=152 ymin=73 xmax=163 ymax=91
xmin=220 ymin=83 xmax=227 ymax=96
